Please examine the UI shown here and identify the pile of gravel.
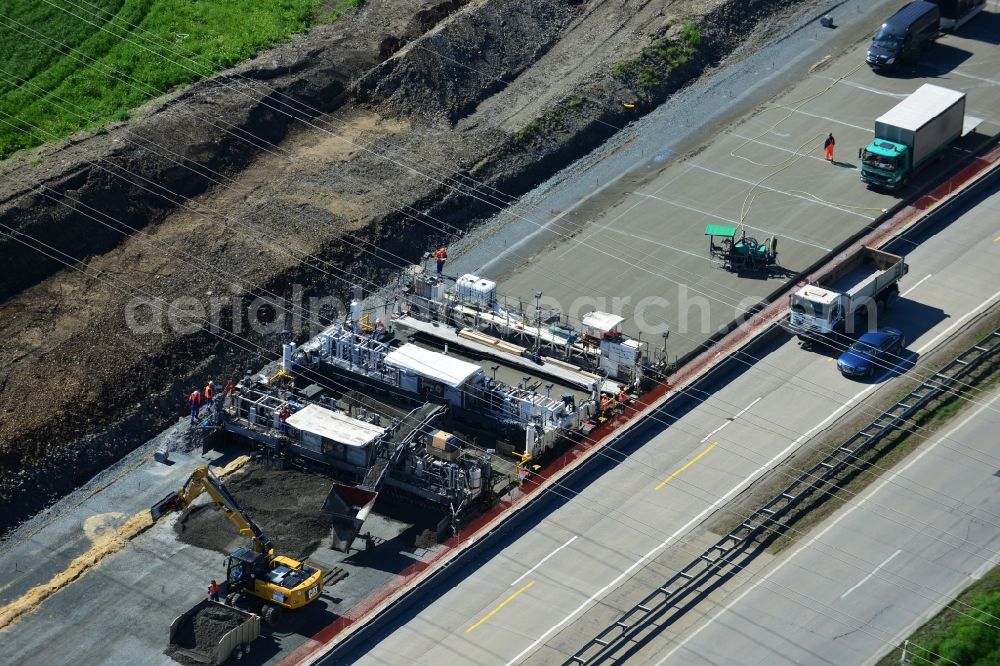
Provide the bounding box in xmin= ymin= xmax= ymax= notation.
xmin=175 ymin=464 xmax=334 ymax=559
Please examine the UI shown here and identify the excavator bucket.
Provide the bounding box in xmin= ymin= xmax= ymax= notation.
xmin=151 ymin=492 xmax=180 ymax=521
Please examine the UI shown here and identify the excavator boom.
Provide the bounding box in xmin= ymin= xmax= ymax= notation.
xmin=151 ymin=466 xmax=273 ymax=555
xmin=150 ymin=465 xmax=324 ymax=616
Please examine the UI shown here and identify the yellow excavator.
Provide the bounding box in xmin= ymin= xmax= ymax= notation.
xmin=151 ymin=466 xmax=323 ymax=626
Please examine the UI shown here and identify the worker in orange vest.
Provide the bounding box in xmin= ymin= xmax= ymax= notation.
xmin=618 ymin=387 xmax=628 ymax=406
xmin=824 ymin=132 xmax=835 ymax=161
xmin=279 ymin=406 xmax=290 ymax=435
xmin=188 ymin=388 xmax=202 ymax=424
xmin=203 ymin=379 xmax=215 ymax=413
xmin=434 ymin=246 xmax=448 ymax=275
xmin=208 ymin=579 xmax=220 ymax=602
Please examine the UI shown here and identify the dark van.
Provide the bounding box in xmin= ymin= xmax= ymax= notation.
xmin=867 ymin=1 xmax=940 ymax=70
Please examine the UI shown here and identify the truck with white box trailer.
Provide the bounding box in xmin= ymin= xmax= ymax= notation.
xmin=859 ymin=84 xmax=965 ymax=190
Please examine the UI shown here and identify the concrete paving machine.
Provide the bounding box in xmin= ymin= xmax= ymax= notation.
xmin=151 ymin=465 xmax=323 ymax=626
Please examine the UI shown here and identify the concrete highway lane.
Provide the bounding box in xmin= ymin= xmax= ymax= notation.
xmin=344 ymin=163 xmax=1000 ymax=664
xmin=472 ymin=7 xmax=1000 ymax=363
xmin=656 ymin=387 xmax=1000 ymax=666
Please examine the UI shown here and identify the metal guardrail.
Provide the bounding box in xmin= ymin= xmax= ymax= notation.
xmin=567 ymin=327 xmax=1000 ymax=665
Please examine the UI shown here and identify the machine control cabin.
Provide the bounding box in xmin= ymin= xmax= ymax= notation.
xmin=284 ymin=404 xmax=387 ymax=473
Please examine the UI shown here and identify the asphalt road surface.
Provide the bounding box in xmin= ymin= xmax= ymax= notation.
xmin=656 ymin=386 xmax=1000 ymax=666
xmin=341 ymin=164 xmax=1000 ymax=663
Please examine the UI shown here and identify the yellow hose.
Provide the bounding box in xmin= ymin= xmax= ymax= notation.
xmin=730 ymin=61 xmax=884 ymax=223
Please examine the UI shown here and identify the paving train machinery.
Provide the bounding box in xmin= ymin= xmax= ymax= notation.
xmin=281 ymin=270 xmax=663 ymax=461
xmin=400 ymin=268 xmax=655 ymax=388
xmin=151 ymin=466 xmax=324 ymax=627
xmin=196 ymin=376 xmax=497 ymax=549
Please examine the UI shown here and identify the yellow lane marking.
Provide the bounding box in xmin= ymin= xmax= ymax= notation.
xmin=656 ymin=442 xmax=718 ymax=491
xmin=993 ymin=232 xmax=1000 ymax=242
xmin=466 ymin=580 xmax=535 ymax=633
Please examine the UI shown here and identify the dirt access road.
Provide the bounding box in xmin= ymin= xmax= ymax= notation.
xmin=0 ymin=0 xmax=829 ymax=535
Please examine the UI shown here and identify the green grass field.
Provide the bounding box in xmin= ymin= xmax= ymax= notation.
xmin=0 ymin=0 xmax=355 ymax=159
xmin=877 ymin=565 xmax=1000 ymax=665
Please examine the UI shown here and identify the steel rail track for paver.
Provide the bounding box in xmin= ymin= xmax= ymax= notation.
xmin=567 ymin=326 xmax=1000 ymax=665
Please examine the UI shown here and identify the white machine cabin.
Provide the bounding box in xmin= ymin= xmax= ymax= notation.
xmin=789 ymin=285 xmax=843 ymax=334
xmin=383 ymin=343 xmax=485 ymax=408
xmin=582 ymin=311 xmax=643 ymax=382
xmin=284 ymin=404 xmax=387 ymax=471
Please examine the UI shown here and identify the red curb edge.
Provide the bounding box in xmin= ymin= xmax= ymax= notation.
xmin=283 ymin=141 xmax=1000 ymax=666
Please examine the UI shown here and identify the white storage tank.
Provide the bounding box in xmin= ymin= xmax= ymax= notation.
xmin=456 ymin=273 xmax=497 ymax=307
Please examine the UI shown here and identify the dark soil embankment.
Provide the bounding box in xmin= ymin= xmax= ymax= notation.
xmin=165 ymin=601 xmax=246 ymax=666
xmin=0 ymin=0 xmax=472 ymax=535
xmin=175 ymin=464 xmax=334 ymax=560
xmin=1 ymin=0 xmax=828 ymax=537
xmin=0 ymin=0 xmax=471 ymax=301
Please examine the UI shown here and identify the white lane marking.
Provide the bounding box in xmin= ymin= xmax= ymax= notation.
xmin=657 ymin=390 xmax=1000 ymax=664
xmin=656 ymin=291 xmax=1000 ymax=666
xmin=638 ymin=190 xmax=833 ymax=251
xmin=840 ymin=549 xmax=902 ymax=599
xmin=514 ymin=286 xmax=1000 ymax=666
xmin=506 ymin=386 xmax=879 ymax=665
xmin=924 ymin=64 xmax=1000 ymax=87
xmin=780 ymin=106 xmax=870 ymax=132
xmin=812 ymin=75 xmax=907 ymax=99
xmin=729 ymin=131 xmax=833 ymax=166
xmin=635 ymin=191 xmax=740 ymax=225
xmin=511 ymin=536 xmax=578 ymax=587
xmin=901 ymin=274 xmax=932 ymax=297
xmin=913 ymin=287 xmax=1000 ymax=355
xmin=700 ymin=397 xmax=762 ymax=443
xmin=686 ymin=162 xmax=876 ymax=220
xmin=880 ymin=548 xmax=1000 ymax=666
xmin=553 ymin=165 xmax=695 ymax=261
xmin=601 ymin=227 xmax=705 ymax=260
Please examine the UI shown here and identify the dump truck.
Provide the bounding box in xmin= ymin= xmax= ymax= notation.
xmin=167 ymin=600 xmax=260 ymax=664
xmin=152 ymin=466 xmax=323 ymax=626
xmin=788 ymin=246 xmax=908 ymax=344
xmin=859 ymin=84 xmax=966 ymax=190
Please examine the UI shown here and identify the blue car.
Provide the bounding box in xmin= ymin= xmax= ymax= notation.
xmin=837 ymin=328 xmax=906 ymax=379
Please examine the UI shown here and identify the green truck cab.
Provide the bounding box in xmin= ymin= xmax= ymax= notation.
xmin=860 ymin=139 xmax=910 ymax=189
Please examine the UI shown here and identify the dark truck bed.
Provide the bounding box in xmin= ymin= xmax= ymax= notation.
xmin=166 ymin=600 xmax=260 ymax=665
